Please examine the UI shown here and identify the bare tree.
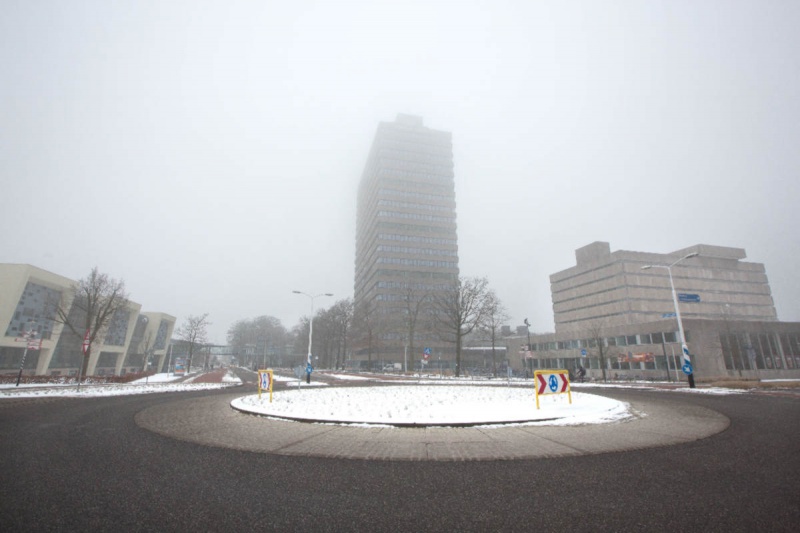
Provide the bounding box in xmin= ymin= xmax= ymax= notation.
xmin=56 ymin=267 xmax=129 ymax=381
xmin=432 ymin=276 xmax=491 ymax=377
xmin=479 ymin=290 xmax=509 ymax=377
xmin=587 ymin=320 xmax=609 ymax=382
xmin=399 ymin=287 xmax=429 ymax=373
xmin=329 ymin=299 xmax=354 ymax=370
xmin=176 ymin=313 xmax=210 ymax=373
xmin=139 ymin=330 xmax=156 ymax=373
xmin=352 ymin=298 xmax=383 ymax=371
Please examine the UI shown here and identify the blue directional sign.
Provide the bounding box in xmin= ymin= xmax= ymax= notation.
xmin=548 ymin=375 xmax=559 ymax=392
xmin=580 ymin=349 xmax=587 ymax=357
xmin=682 ymin=362 xmax=694 ymax=375
xmin=662 ymin=312 xmax=677 ymax=318
xmin=678 ymin=293 xmax=701 ymax=303
xmin=306 ymin=363 xmax=313 ymax=374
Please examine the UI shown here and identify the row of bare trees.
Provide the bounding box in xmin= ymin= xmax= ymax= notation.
xmin=345 ymin=276 xmax=508 ymax=377
xmin=56 ymin=268 xmax=509 ymax=380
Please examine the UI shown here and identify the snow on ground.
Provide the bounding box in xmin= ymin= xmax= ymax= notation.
xmin=0 ymin=371 xmax=242 ymax=398
xmin=322 ymin=373 xmax=372 ymax=381
xmin=232 ymin=386 xmax=631 ymax=427
xmin=273 ymin=374 xmax=328 ymax=387
xmin=0 ymin=381 xmax=239 ymax=398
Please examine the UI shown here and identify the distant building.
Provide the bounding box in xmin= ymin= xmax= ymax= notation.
xmin=0 ymin=263 xmax=174 ymax=377
xmin=488 ymin=242 xmax=796 ymax=381
xmin=550 ymin=241 xmax=777 ymax=334
xmin=353 ymin=114 xmax=459 ymax=368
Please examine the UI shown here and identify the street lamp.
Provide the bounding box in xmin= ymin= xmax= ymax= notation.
xmin=642 ymin=252 xmax=699 ymax=388
xmin=292 ymin=291 xmax=333 ymax=366
xmin=524 ymin=318 xmax=532 ymax=377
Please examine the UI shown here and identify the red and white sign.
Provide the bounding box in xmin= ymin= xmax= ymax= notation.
xmin=536 ymin=371 xmax=570 ymax=395
xmin=533 ymin=369 xmax=573 ymax=409
xmin=82 ymin=329 xmax=91 ymax=355
xmin=27 ymin=339 xmax=42 ymax=350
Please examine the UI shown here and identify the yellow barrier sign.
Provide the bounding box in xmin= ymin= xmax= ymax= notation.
xmin=534 ymin=369 xmax=572 ymax=409
xmin=258 ymin=369 xmax=274 ymax=402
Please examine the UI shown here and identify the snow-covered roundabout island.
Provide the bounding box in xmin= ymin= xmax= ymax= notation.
xmin=231 ymin=385 xmax=632 ymax=427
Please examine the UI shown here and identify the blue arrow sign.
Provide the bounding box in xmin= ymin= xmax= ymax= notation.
xmin=581 ymin=349 xmax=587 ymax=357
xmin=682 ymin=362 xmax=694 ymax=375
xmin=548 ymin=375 xmax=558 ymax=392
xmin=306 ymin=363 xmax=313 ymax=374
xmin=678 ymin=293 xmax=701 ymax=303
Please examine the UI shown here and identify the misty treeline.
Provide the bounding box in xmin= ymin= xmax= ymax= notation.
xmin=225 ymin=276 xmax=507 ymax=377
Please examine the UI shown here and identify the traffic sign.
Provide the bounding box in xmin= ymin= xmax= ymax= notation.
xmin=306 ymin=363 xmax=313 ymax=374
xmin=82 ymin=329 xmax=91 ymax=355
xmin=423 ymin=347 xmax=431 ymax=360
xmin=533 ymin=370 xmax=572 ymax=409
xmin=580 ymin=349 xmax=587 ymax=357
xmin=678 ymin=293 xmax=701 ymax=303
xmin=662 ymin=312 xmax=677 ymax=318
xmin=682 ymin=362 xmax=694 ymax=375
xmin=257 ymin=369 xmax=274 ymax=402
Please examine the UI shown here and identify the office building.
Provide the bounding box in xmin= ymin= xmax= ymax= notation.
xmin=0 ymin=263 xmax=175 ymax=377
xmin=550 ymin=241 xmax=777 ymax=334
xmin=353 ymin=114 xmax=459 ymax=368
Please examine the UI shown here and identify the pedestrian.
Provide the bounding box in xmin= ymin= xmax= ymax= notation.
xmin=578 ymin=365 xmax=586 ymax=383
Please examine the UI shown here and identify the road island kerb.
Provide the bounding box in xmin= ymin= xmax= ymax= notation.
xmin=135 ymin=389 xmax=730 ymax=462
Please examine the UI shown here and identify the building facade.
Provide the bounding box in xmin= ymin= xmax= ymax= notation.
xmin=0 ymin=263 xmax=174 ymax=378
xmin=353 ymin=114 xmax=459 ymax=368
xmin=467 ymin=242 xmax=796 ymax=381
xmin=550 ymin=241 xmax=777 ymax=334
xmin=508 ymin=317 xmax=800 ymax=381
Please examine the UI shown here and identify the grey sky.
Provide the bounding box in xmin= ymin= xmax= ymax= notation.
xmin=2 ymin=0 xmax=798 ymax=344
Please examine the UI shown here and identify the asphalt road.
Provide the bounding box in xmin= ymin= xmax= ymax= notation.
xmin=1 ymin=379 xmax=798 ymax=532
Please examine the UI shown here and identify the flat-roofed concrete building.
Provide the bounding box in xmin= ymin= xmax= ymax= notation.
xmin=485 ymin=242 xmax=796 ymax=382
xmin=0 ymin=263 xmax=174 ymax=378
xmin=353 ymin=114 xmax=459 ymax=369
xmin=551 ymin=242 xmax=777 ymax=334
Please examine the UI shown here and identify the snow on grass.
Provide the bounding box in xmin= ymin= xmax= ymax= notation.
xmin=232 ymin=385 xmax=631 ymax=427
xmin=0 ymin=382 xmax=239 ymax=398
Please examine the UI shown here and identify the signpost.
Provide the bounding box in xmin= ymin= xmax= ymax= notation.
xmin=257 ymin=369 xmax=274 ymax=402
xmin=533 ymin=369 xmax=572 ymax=409
xmin=293 ymin=365 xmax=305 ymax=388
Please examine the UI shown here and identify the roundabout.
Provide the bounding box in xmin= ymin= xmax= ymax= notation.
xmin=136 ymin=384 xmax=730 ymax=461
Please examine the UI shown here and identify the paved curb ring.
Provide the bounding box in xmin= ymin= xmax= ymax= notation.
xmin=135 ymin=391 xmax=729 ymax=462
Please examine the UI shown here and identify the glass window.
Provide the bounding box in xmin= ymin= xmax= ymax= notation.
xmin=651 ymin=332 xmax=663 ymax=344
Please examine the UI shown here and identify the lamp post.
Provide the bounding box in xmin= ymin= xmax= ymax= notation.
xmin=292 ymin=291 xmax=333 ymax=367
xmin=641 ymin=252 xmax=699 ymax=388
xmin=524 ymin=318 xmax=532 ymax=377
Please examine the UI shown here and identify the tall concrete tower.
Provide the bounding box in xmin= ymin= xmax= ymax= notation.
xmin=353 ymin=114 xmax=459 ymax=369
